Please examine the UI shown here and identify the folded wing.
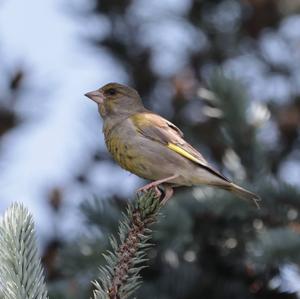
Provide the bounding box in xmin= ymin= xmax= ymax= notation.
xmin=131 ymin=112 xmax=230 ymax=183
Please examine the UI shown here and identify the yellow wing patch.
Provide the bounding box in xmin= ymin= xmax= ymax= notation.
xmin=167 ymin=143 xmax=202 ymax=165
xmin=167 ymin=142 xmax=230 ymax=182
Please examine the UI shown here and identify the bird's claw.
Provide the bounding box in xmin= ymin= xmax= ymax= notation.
xmin=137 ymin=185 xmax=162 ymax=198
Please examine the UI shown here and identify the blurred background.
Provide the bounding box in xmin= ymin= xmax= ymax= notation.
xmin=1 ymin=0 xmax=300 ymax=298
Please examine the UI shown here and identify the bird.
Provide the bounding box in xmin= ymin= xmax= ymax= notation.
xmin=85 ymin=82 xmax=260 ymax=207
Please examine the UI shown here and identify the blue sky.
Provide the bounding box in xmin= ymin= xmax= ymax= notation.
xmin=0 ymin=0 xmax=138 ymax=237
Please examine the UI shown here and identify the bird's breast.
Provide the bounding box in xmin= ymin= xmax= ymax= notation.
xmin=104 ymin=125 xmax=143 ymax=175
xmin=106 ymin=135 xmax=131 ymax=171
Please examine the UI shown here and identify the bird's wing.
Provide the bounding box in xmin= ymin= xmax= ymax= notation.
xmin=131 ymin=112 xmax=230 ymax=182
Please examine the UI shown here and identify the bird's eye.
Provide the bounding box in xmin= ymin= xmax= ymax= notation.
xmin=106 ymin=88 xmax=117 ymax=96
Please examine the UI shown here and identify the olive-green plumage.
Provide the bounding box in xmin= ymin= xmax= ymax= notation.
xmin=85 ymin=82 xmax=260 ymax=206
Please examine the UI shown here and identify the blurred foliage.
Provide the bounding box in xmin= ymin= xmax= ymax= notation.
xmin=0 ymin=68 xmax=24 ymax=137
xmin=1 ymin=0 xmax=300 ymax=298
xmin=49 ymin=0 xmax=300 ymax=298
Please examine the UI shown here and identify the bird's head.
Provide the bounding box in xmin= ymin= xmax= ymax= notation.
xmin=85 ymin=82 xmax=144 ymax=119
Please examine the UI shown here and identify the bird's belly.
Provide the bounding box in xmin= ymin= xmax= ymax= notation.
xmin=105 ymin=134 xmax=146 ymax=176
xmin=105 ymin=133 xmax=186 ymax=182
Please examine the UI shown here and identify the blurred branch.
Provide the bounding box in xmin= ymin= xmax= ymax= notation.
xmin=0 ymin=68 xmax=25 ymax=137
xmin=249 ymin=228 xmax=300 ymax=266
xmin=207 ymin=72 xmax=266 ymax=179
xmin=93 ymin=189 xmax=161 ymax=299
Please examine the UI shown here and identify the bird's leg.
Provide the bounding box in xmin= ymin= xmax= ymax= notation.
xmin=137 ymin=174 xmax=178 ymax=202
xmin=160 ymin=185 xmax=174 ymax=205
xmin=137 ymin=174 xmax=179 ymax=193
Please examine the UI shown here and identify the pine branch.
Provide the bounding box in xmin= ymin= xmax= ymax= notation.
xmin=93 ymin=189 xmax=161 ymax=299
xmin=0 ymin=203 xmax=48 ymax=299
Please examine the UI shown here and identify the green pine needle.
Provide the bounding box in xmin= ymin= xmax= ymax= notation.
xmin=0 ymin=203 xmax=49 ymax=299
xmin=93 ymin=189 xmax=161 ymax=299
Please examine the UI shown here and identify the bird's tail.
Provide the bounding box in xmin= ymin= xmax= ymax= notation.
xmin=224 ymin=183 xmax=261 ymax=208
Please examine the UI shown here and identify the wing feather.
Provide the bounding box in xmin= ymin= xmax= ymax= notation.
xmin=131 ymin=112 xmax=230 ymax=182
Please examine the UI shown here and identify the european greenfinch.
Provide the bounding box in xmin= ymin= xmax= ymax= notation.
xmin=85 ymin=82 xmax=260 ymax=206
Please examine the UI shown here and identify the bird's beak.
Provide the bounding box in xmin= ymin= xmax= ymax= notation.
xmin=84 ymin=89 xmax=104 ymax=104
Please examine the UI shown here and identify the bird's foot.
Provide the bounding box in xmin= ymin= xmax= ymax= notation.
xmin=137 ymin=180 xmax=161 ymax=193
xmin=137 ymin=174 xmax=178 ymax=193
xmin=137 ymin=176 xmax=178 ymax=204
xmin=137 ymin=184 xmax=173 ymax=205
xmin=137 ymin=184 xmax=162 ymax=198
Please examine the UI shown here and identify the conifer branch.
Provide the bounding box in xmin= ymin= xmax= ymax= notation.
xmin=0 ymin=203 xmax=48 ymax=299
xmin=93 ymin=189 xmax=161 ymax=299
